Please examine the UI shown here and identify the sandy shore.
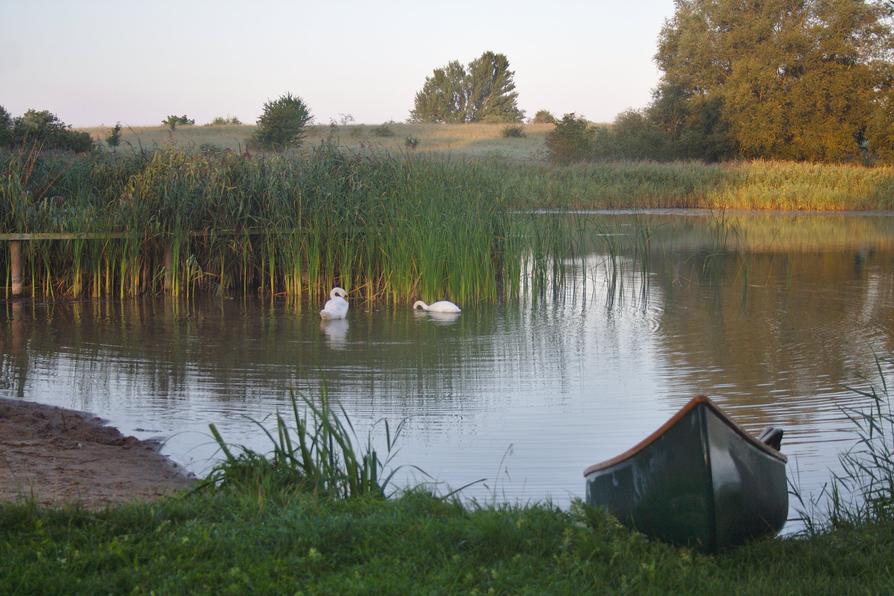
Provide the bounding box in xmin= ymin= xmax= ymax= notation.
xmin=0 ymin=398 xmax=194 ymax=509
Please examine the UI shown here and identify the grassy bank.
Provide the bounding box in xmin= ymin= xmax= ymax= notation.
xmin=3 ymin=490 xmax=894 ymax=594
xmin=3 ymin=369 xmax=894 ymax=592
xmin=80 ymin=122 xmax=555 ymax=160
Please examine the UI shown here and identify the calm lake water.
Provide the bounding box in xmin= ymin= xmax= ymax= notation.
xmin=2 ymin=211 xmax=893 ymax=527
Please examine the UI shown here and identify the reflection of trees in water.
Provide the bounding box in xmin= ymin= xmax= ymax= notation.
xmin=2 ymin=214 xmax=893 ymax=434
xmin=0 ymin=298 xmax=573 ymax=417
xmin=645 ymin=248 xmax=894 ymax=431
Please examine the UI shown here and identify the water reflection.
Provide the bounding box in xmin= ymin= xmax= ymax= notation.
xmin=1 ymin=212 xmax=893 ymax=527
xmin=320 ymin=319 xmax=349 ymax=350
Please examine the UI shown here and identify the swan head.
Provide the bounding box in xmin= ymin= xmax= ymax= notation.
xmin=330 ymin=287 xmax=348 ymax=300
xmin=412 ymin=300 xmax=428 ymax=310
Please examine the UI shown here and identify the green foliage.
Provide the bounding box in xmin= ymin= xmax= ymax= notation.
xmin=253 ymin=93 xmax=312 ymax=151
xmin=370 ymin=124 xmax=395 ymax=137
xmin=9 ymin=109 xmax=93 ymax=152
xmin=532 ymin=109 xmax=556 ymax=124
xmin=0 ymin=106 xmax=11 ymax=147
xmin=104 ymin=122 xmax=122 ymax=148
xmin=411 ymin=51 xmax=524 ymax=123
xmin=405 ymin=136 xmax=419 ymax=149
xmin=793 ymin=358 xmax=894 ymax=532
xmin=161 ymin=114 xmax=195 ymax=131
xmin=654 ymin=0 xmax=894 ymax=162
xmin=207 ymin=391 xmax=412 ymax=499
xmin=544 ymin=113 xmax=595 ymax=164
xmin=592 ymin=110 xmax=670 ymax=161
xmin=502 ymin=125 xmax=526 ymax=138
xmin=208 ymin=115 xmax=241 ymax=126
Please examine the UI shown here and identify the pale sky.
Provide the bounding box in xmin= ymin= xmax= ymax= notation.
xmin=1 ymin=0 xmax=676 ymax=127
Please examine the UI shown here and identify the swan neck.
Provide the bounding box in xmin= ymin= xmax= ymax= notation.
xmin=413 ymin=301 xmax=428 ymax=311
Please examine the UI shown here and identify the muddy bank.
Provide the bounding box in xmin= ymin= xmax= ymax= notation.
xmin=0 ymin=398 xmax=194 ymax=509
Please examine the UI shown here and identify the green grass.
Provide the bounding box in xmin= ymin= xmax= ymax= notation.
xmin=3 ymin=364 xmax=894 ymax=592
xmin=2 ymin=490 xmax=893 ymax=594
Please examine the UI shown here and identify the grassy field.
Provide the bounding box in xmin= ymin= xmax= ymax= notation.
xmin=3 ymin=490 xmax=894 ymax=594
xmin=80 ymin=122 xmax=555 ymax=161
xmin=78 ymin=122 xmax=894 ymax=211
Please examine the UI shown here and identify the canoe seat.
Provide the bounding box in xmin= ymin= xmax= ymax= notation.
xmin=758 ymin=427 xmax=784 ymax=451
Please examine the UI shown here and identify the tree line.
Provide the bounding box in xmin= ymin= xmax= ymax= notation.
xmin=548 ymin=0 xmax=894 ymax=164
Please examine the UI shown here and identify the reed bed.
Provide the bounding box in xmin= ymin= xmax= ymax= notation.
xmin=485 ymin=159 xmax=894 ymax=210
xmin=4 ymin=145 xmax=893 ymax=303
xmin=0 ymin=145 xmax=540 ymax=304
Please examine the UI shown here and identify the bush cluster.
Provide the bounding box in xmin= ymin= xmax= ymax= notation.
xmin=532 ymin=110 xmax=556 ymax=124
xmin=0 ymin=106 xmax=93 ymax=153
xmin=502 ymin=125 xmax=526 ymax=138
xmin=544 ymin=114 xmax=595 ymax=164
xmin=252 ymin=93 xmax=312 ymax=151
xmin=370 ymin=124 xmax=395 ymax=137
xmin=162 ymin=115 xmax=195 ymax=129
xmin=208 ymin=116 xmax=242 ymax=126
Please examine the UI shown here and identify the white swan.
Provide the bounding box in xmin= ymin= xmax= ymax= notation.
xmin=320 ymin=287 xmax=349 ymax=319
xmin=413 ymin=300 xmax=461 ymax=313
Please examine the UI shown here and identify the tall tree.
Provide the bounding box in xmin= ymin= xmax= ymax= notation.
xmin=465 ymin=51 xmax=525 ymax=122
xmin=410 ymin=61 xmax=468 ymax=124
xmin=655 ymin=0 xmax=894 ymax=161
xmin=411 ymin=52 xmax=524 ymax=123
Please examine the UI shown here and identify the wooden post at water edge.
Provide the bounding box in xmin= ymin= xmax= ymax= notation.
xmin=9 ymin=241 xmax=23 ymax=297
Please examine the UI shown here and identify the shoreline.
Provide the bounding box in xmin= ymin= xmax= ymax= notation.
xmin=0 ymin=397 xmax=194 ymax=509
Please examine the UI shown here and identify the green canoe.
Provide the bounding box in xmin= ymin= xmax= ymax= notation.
xmin=584 ymin=395 xmax=788 ymax=552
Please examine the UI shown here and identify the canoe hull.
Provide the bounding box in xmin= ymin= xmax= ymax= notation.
xmin=584 ymin=397 xmax=787 ymax=551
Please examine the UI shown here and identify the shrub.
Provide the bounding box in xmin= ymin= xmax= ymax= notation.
xmin=105 ymin=122 xmax=122 ymax=147
xmin=0 ymin=106 xmax=11 ymax=147
xmin=544 ymin=113 xmax=594 ymax=164
xmin=405 ymin=136 xmax=419 ymax=150
xmin=11 ymin=109 xmax=94 ymax=152
xmin=591 ymin=110 xmax=672 ymax=161
xmin=370 ymin=124 xmax=395 ymax=137
xmin=532 ymin=110 xmax=556 ymax=124
xmin=502 ymin=125 xmax=526 ymax=138
xmin=162 ymin=115 xmax=195 ymax=130
xmin=253 ymin=93 xmax=313 ymax=151
xmin=209 ymin=115 xmax=242 ymax=126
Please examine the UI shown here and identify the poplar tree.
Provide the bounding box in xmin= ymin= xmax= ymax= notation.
xmin=411 ymin=52 xmax=524 ymax=123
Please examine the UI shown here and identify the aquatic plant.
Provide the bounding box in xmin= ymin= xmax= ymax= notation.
xmin=207 ymin=391 xmax=416 ymax=499
xmin=1 ymin=146 xmax=560 ymax=303
xmin=791 ymin=356 xmax=894 ymax=533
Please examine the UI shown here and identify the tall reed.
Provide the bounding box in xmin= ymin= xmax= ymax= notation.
xmin=1 ymin=145 xmax=565 ymax=304
xmin=207 ymin=391 xmax=414 ymax=499
xmin=791 ymin=357 xmax=894 ymax=533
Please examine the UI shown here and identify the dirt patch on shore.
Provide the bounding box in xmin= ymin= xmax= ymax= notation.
xmin=0 ymin=398 xmax=194 ymax=509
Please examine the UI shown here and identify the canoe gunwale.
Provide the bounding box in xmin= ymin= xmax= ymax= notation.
xmin=583 ymin=395 xmax=787 ymax=477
